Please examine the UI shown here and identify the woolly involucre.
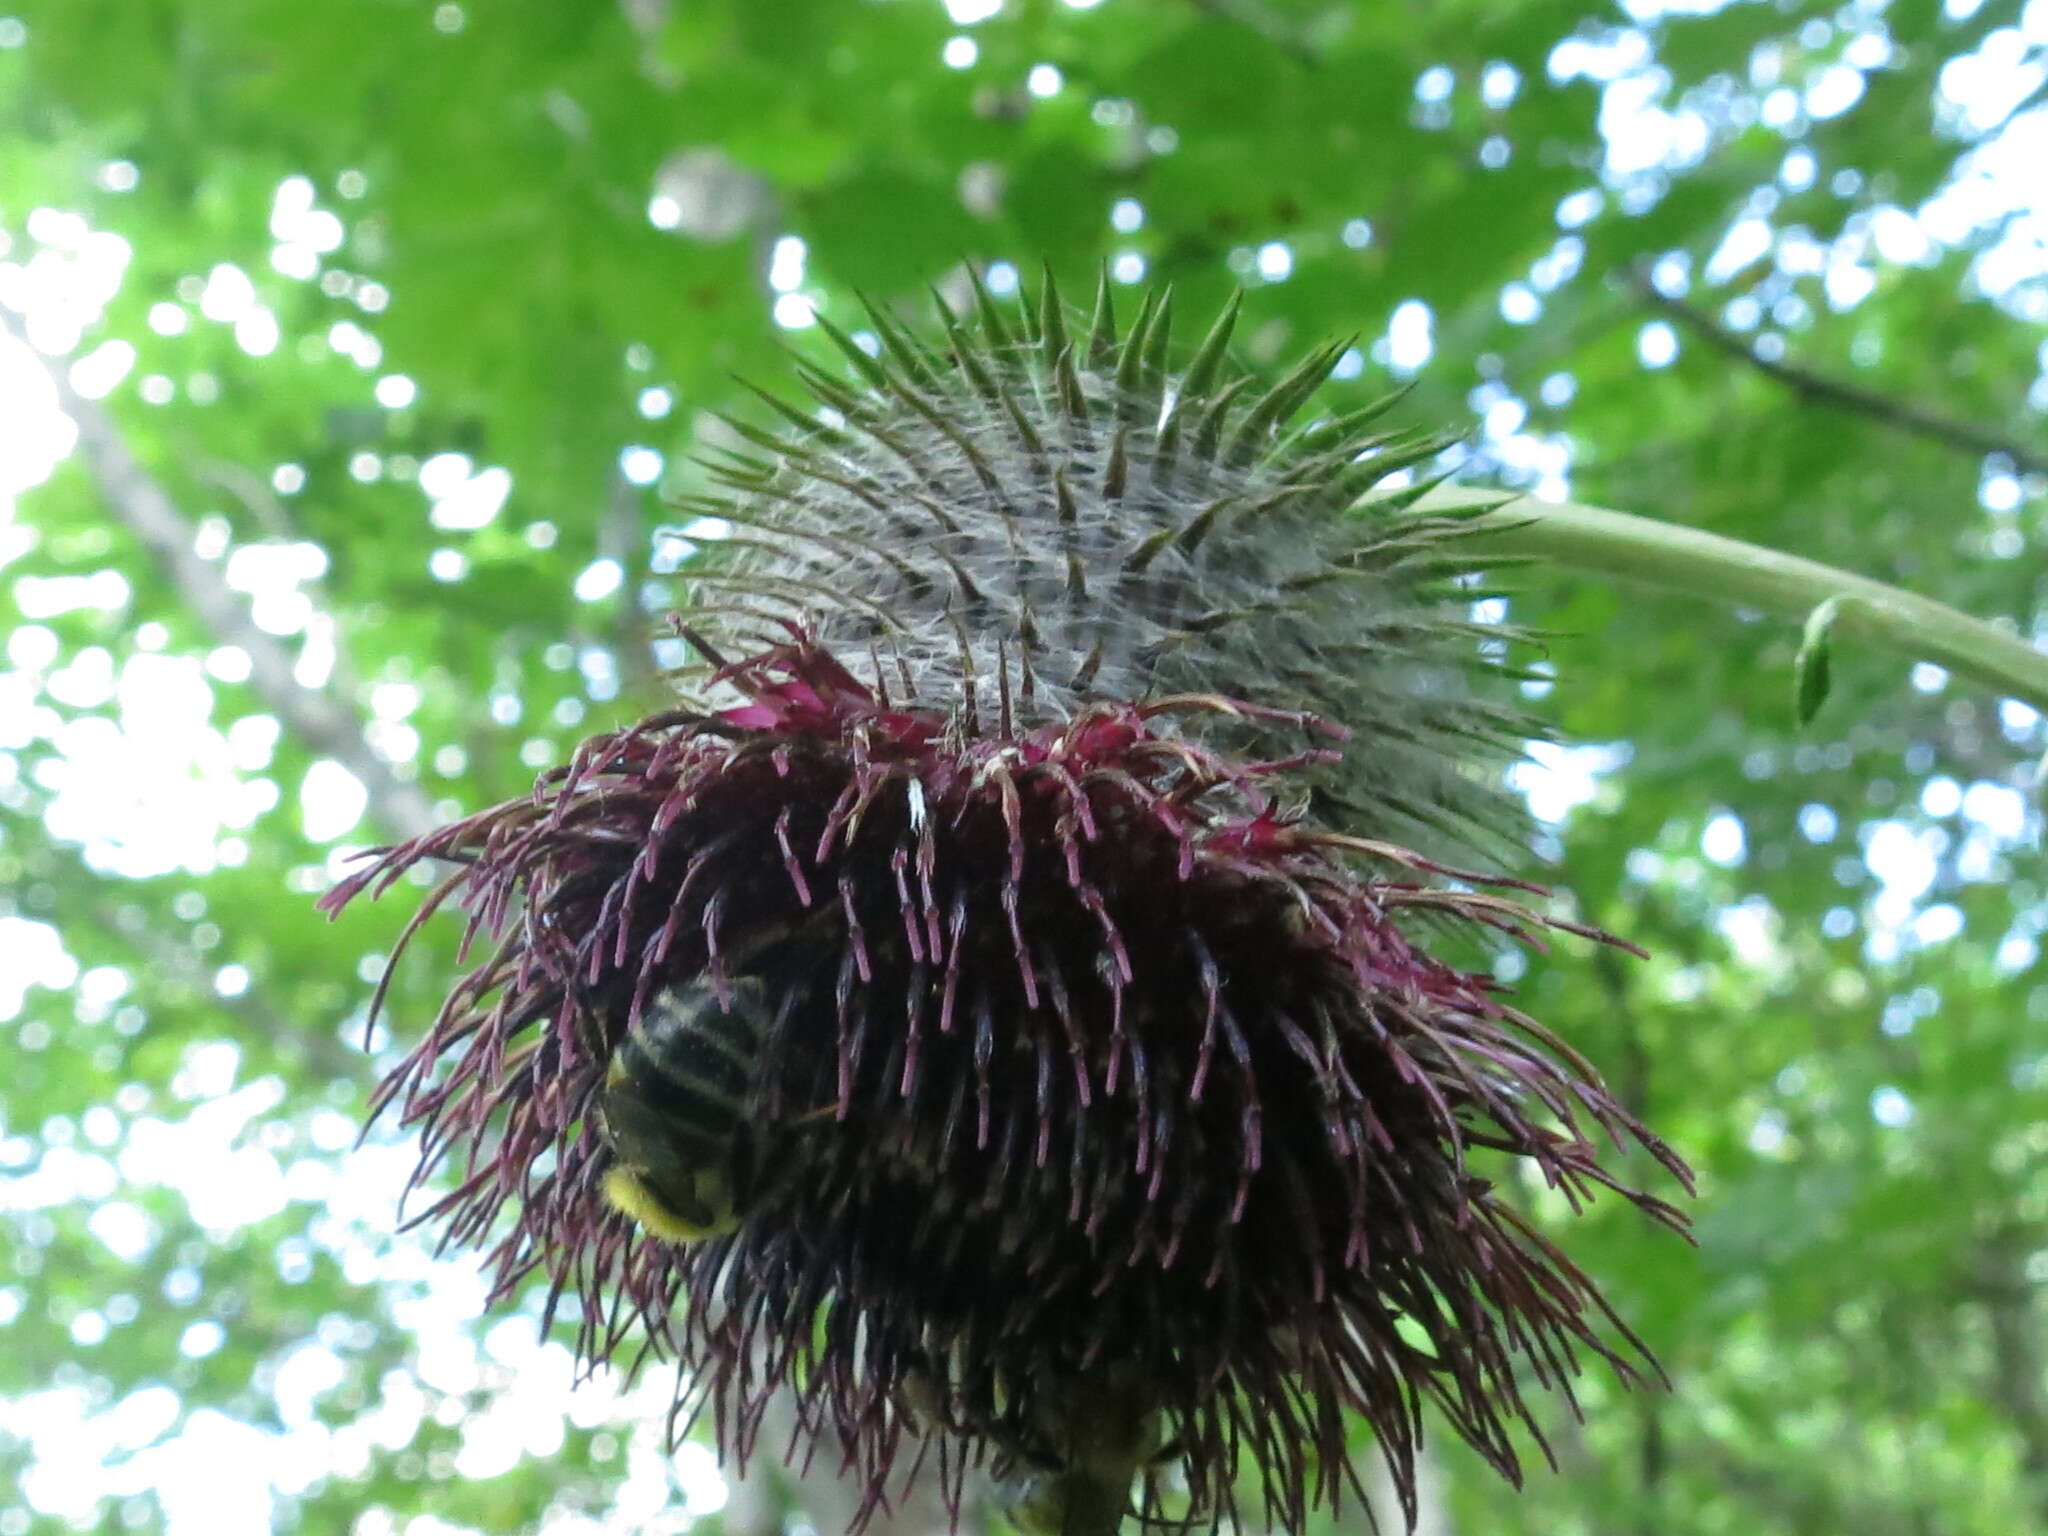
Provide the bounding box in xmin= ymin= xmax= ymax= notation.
xmin=682 ymin=277 xmax=1535 ymax=858
xmin=325 ymin=274 xmax=1690 ymax=1535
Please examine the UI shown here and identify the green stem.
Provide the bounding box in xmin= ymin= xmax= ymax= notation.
xmin=1416 ymin=489 xmax=2048 ymax=717
xmin=1047 ymin=1460 xmax=1141 ymax=1536
xmin=1006 ymin=1374 xmax=1162 ymax=1536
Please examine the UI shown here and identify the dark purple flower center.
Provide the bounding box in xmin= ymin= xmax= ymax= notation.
xmin=324 ymin=632 xmax=1689 ymax=1531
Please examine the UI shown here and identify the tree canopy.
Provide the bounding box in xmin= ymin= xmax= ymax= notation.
xmin=1 ymin=0 xmax=2044 ymax=1532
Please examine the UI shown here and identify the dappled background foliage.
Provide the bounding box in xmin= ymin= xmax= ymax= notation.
xmin=0 ymin=0 xmax=2044 ymax=1532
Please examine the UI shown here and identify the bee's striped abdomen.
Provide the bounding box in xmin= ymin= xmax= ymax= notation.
xmin=600 ymin=978 xmax=770 ymax=1242
xmin=618 ymin=986 xmax=756 ymax=1130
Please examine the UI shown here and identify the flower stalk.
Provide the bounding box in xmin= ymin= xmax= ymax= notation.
xmin=1419 ymin=488 xmax=2048 ymax=716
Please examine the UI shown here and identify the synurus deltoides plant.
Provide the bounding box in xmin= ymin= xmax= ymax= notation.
xmin=323 ymin=270 xmax=1692 ymax=1536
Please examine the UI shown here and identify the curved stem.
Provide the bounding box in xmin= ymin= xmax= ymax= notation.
xmin=1414 ymin=488 xmax=2048 ymax=716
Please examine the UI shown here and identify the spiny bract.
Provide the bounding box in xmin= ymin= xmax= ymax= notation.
xmin=680 ymin=268 xmax=1538 ymax=859
xmin=323 ymin=272 xmax=1690 ymax=1535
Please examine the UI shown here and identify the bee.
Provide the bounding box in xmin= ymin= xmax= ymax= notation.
xmin=599 ymin=972 xmax=784 ymax=1244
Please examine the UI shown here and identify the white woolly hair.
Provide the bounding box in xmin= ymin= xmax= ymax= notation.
xmin=664 ymin=274 xmax=1539 ymax=858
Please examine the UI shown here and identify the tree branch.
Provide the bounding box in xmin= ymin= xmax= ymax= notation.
xmin=99 ymin=886 xmax=365 ymax=1084
xmin=12 ymin=313 xmax=441 ymax=842
xmin=601 ymin=466 xmax=660 ymax=695
xmin=1967 ymin=1229 xmax=2048 ymax=1524
xmin=1633 ymin=277 xmax=2048 ymax=476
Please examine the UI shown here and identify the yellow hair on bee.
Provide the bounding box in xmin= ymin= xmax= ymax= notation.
xmin=602 ymin=1166 xmax=730 ymax=1245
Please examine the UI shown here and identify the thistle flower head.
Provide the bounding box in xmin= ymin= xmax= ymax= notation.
xmin=324 ymin=274 xmax=1690 ymax=1532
